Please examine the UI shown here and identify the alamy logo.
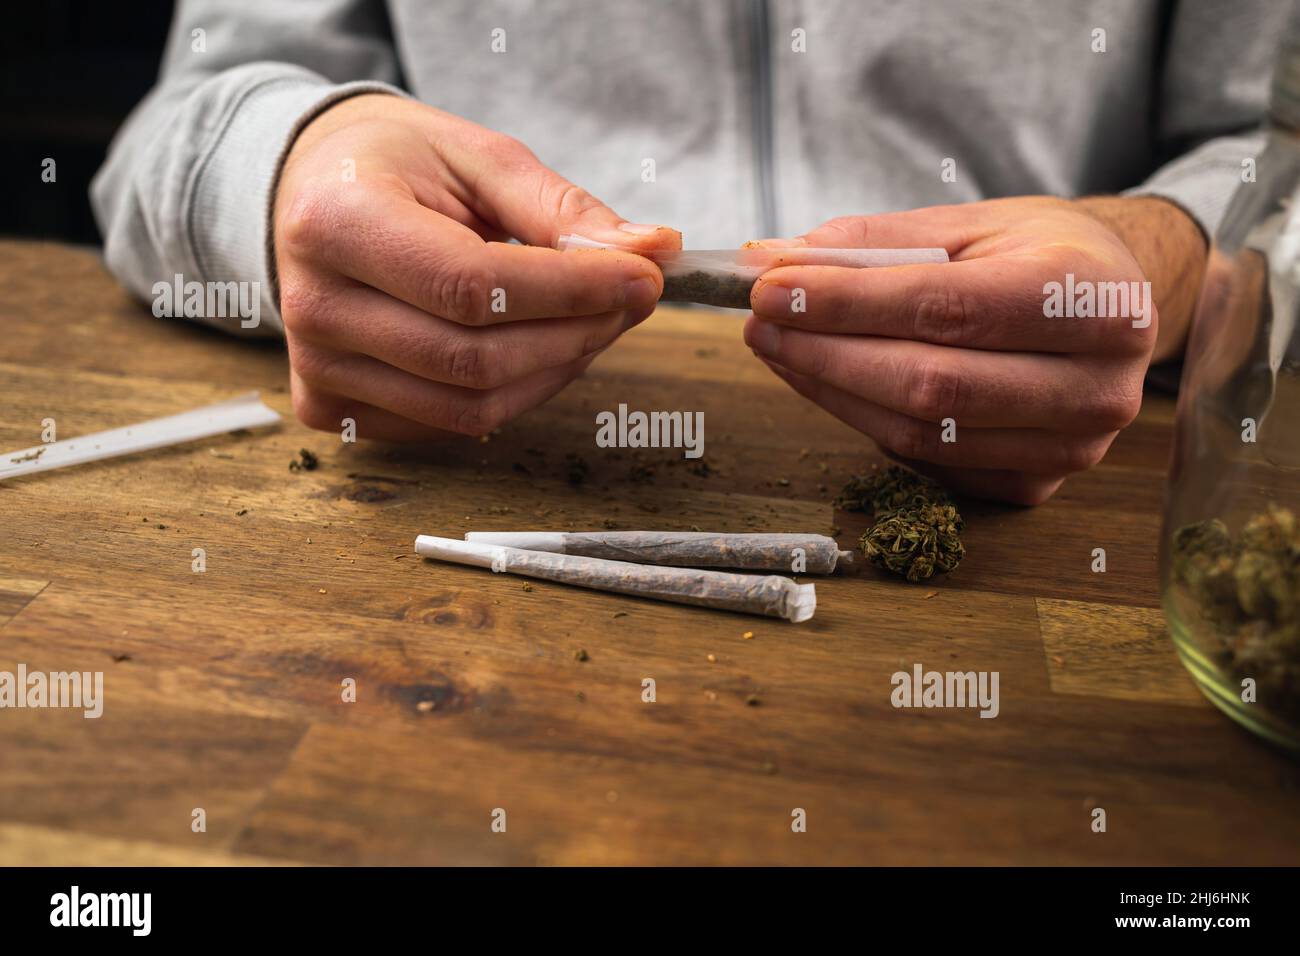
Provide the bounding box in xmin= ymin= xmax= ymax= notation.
xmin=595 ymin=403 xmax=704 ymax=459
xmin=890 ymin=663 xmax=999 ymax=718
xmin=1042 ymin=273 xmax=1152 ymax=328
xmin=0 ymin=664 xmax=103 ymax=718
xmin=50 ymin=886 xmax=151 ymax=936
xmin=152 ymin=273 xmax=261 ymax=329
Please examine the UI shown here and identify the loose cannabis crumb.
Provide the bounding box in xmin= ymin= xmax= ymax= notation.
xmin=836 ymin=464 xmax=950 ymax=513
xmin=574 ymin=649 xmax=589 ymax=662
xmin=289 ymin=448 xmax=319 ymax=472
xmin=565 ymin=453 xmax=589 ymax=486
xmin=745 ymin=693 xmax=761 ymax=706
xmin=9 ymin=447 xmax=45 ymax=464
xmin=235 ymin=508 xmax=248 ymax=516
xmin=522 ymin=583 xmax=534 ymax=592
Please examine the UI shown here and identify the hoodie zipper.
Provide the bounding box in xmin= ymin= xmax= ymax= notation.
xmin=749 ymin=0 xmax=778 ymax=238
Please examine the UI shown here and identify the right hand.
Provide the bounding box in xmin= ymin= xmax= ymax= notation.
xmin=273 ymin=94 xmax=680 ymax=440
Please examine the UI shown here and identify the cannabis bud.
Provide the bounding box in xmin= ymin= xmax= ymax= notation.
xmin=840 ymin=466 xmax=964 ymax=582
xmin=860 ymin=502 xmax=965 ymax=583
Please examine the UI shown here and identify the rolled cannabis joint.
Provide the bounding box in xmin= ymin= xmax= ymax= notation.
xmin=558 ymin=235 xmax=949 ymax=309
xmin=415 ymin=535 xmax=816 ymax=622
xmin=464 ymin=531 xmax=852 ymax=574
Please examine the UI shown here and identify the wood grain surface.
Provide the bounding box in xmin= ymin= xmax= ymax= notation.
xmin=1 ymin=239 xmax=1297 ymax=866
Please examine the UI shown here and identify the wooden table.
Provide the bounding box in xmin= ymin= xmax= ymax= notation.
xmin=1 ymin=239 xmax=1296 ymax=866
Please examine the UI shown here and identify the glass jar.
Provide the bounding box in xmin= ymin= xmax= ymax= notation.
xmin=1160 ymin=20 xmax=1300 ymax=752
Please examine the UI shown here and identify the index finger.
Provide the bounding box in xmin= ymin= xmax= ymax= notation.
xmin=286 ymin=183 xmax=664 ymax=324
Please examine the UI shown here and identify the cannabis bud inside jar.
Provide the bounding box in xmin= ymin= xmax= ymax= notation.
xmin=1171 ymin=505 xmax=1300 ymax=724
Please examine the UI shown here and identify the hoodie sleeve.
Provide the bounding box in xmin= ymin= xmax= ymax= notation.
xmin=1124 ymin=0 xmax=1292 ymax=239
xmin=90 ymin=0 xmax=407 ymax=337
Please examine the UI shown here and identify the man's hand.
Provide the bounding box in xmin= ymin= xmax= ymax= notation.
xmin=744 ymin=196 xmax=1206 ymax=504
xmin=274 ymin=94 xmax=680 ymax=440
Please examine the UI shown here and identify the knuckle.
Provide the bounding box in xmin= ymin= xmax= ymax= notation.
xmin=290 ymin=383 xmax=337 ymax=432
xmin=1004 ymin=477 xmax=1062 ymax=507
xmin=820 ymin=216 xmax=868 ymax=245
xmin=579 ymin=314 xmax=622 ymax=356
xmin=911 ymin=285 xmax=970 ymax=345
xmin=802 ymin=338 xmax=832 ymax=380
xmin=445 ymin=336 xmax=503 ymax=389
xmin=434 ymin=266 xmax=490 ymax=325
xmin=908 ymin=356 xmax=964 ymax=422
xmin=278 ymin=281 xmax=331 ymax=338
xmin=551 ymin=181 xmax=605 ymax=221
xmin=1090 ymin=380 xmax=1143 ymax=431
xmin=1058 ymin=435 xmax=1110 ymax=474
xmin=488 ymin=132 xmax=537 ymax=168
xmin=883 ymin=415 xmax=932 ymax=462
xmin=286 ymin=341 xmax=340 ymax=388
xmin=278 ymin=179 xmax=345 ymax=259
xmin=450 ymin=394 xmax=507 ymax=437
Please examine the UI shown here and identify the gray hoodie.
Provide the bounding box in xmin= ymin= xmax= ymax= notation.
xmin=91 ymin=0 xmax=1291 ymax=337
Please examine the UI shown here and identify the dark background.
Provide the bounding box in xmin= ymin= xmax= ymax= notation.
xmin=2 ymin=0 xmax=175 ymax=244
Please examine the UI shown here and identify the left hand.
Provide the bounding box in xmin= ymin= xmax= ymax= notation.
xmin=743 ymin=197 xmax=1160 ymax=505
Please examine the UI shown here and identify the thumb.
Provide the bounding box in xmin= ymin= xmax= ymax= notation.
xmin=794 ymin=208 xmax=983 ymax=256
xmin=463 ymin=135 xmax=681 ymax=252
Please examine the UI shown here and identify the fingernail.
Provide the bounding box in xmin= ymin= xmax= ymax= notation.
xmin=618 ymin=275 xmax=660 ymax=308
xmin=747 ymin=320 xmax=781 ymax=356
xmin=618 ymin=222 xmax=664 ymax=235
xmin=751 ymin=279 xmax=792 ymax=315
